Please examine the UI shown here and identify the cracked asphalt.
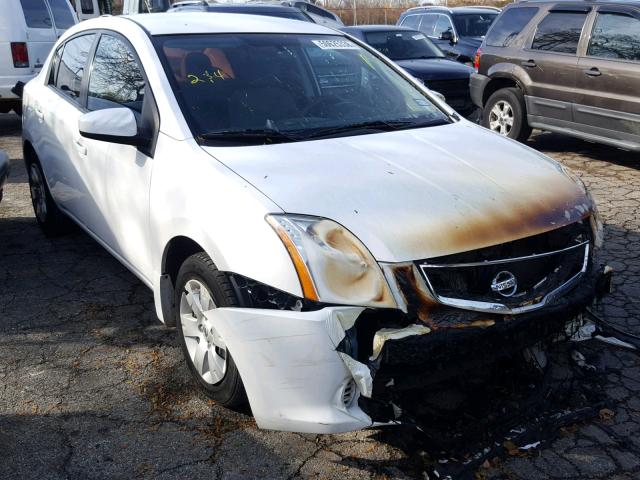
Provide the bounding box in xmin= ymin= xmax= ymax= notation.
xmin=1 ymin=112 xmax=639 ymax=480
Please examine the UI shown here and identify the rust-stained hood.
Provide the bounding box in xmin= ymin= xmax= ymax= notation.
xmin=202 ymin=121 xmax=592 ymax=262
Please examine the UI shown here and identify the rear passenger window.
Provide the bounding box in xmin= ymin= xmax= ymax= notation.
xmin=48 ymin=0 xmax=75 ymax=29
xmin=56 ymin=34 xmax=95 ymax=101
xmin=400 ymin=15 xmax=420 ymax=30
xmin=88 ymin=35 xmax=146 ymax=113
xmin=486 ymin=7 xmax=539 ymax=47
xmin=19 ymin=0 xmax=53 ymax=28
xmin=531 ymin=12 xmax=587 ymax=54
xmin=48 ymin=46 xmax=63 ymax=85
xmin=588 ymin=13 xmax=640 ymax=62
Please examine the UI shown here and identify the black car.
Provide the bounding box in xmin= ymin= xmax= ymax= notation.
xmin=167 ymin=2 xmax=314 ymax=22
xmin=0 ymin=150 xmax=9 ymax=203
xmin=342 ymin=25 xmax=477 ymax=118
xmin=397 ymin=6 xmax=500 ymax=64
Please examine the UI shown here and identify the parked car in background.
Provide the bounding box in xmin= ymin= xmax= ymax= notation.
xmin=0 ymin=150 xmax=8 ymax=204
xmin=279 ymin=1 xmax=343 ymax=27
xmin=122 ymin=0 xmax=171 ymax=14
xmin=342 ymin=25 xmax=477 ymax=118
xmin=22 ymin=12 xmax=607 ymax=434
xmin=397 ymin=6 xmax=499 ymax=64
xmin=0 ymin=0 xmax=77 ymax=115
xmin=168 ymin=2 xmax=315 ymax=22
xmin=471 ymin=0 xmax=640 ymax=151
xmin=69 ymin=0 xmax=101 ymax=20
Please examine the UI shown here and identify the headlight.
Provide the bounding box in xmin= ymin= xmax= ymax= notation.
xmin=563 ymin=167 xmax=604 ymax=248
xmin=266 ymin=214 xmax=396 ymax=308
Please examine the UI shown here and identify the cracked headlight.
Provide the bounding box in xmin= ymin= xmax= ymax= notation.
xmin=266 ymin=214 xmax=396 ymax=308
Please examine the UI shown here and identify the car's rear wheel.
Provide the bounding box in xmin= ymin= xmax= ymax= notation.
xmin=482 ymin=87 xmax=532 ymax=142
xmin=27 ymin=160 xmax=71 ymax=236
xmin=175 ymin=252 xmax=246 ymax=407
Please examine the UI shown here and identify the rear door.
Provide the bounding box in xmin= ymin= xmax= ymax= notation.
xmin=44 ymin=33 xmax=98 ymax=223
xmin=574 ymin=5 xmax=640 ymax=143
xmin=522 ymin=6 xmax=590 ymax=123
xmin=18 ymin=0 xmax=57 ymax=70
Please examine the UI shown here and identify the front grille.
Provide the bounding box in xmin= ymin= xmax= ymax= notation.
xmin=425 ymin=78 xmax=472 ymax=112
xmin=418 ymin=220 xmax=592 ymax=312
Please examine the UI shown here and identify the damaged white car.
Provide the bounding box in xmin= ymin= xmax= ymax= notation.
xmin=21 ymin=13 xmax=610 ymax=433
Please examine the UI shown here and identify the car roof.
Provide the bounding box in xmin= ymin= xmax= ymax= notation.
xmin=119 ymin=12 xmax=334 ymax=35
xmin=511 ymin=0 xmax=640 ymax=4
xmin=195 ymin=4 xmax=304 ymax=12
xmin=342 ymin=25 xmax=417 ymax=33
xmin=405 ymin=6 xmax=500 ymax=15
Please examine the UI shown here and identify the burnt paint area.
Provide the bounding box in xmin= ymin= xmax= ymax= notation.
xmin=349 ymin=255 xmax=604 ymax=426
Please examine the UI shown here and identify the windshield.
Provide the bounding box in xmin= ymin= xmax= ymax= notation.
xmin=452 ymin=13 xmax=498 ymax=37
xmin=364 ymin=30 xmax=444 ymax=60
xmin=155 ymin=34 xmax=450 ymax=145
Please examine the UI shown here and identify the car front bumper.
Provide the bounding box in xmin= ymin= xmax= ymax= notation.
xmin=205 ymin=265 xmax=609 ymax=433
xmin=470 ymin=72 xmax=490 ymax=108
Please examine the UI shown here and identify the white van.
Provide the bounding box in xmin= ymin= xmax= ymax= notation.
xmin=70 ymin=0 xmax=101 ymax=21
xmin=121 ymin=0 xmax=171 ymax=15
xmin=0 ymin=0 xmax=77 ymax=114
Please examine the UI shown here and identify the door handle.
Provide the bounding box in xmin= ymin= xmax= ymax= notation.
xmin=74 ymin=138 xmax=87 ymax=156
xmin=34 ymin=107 xmax=44 ymax=121
xmin=521 ymin=60 xmax=537 ymax=68
xmin=584 ymin=67 xmax=601 ymax=77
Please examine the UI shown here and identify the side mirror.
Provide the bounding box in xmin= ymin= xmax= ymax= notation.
xmin=430 ymin=90 xmax=446 ymax=103
xmin=78 ymin=108 xmax=149 ymax=147
xmin=440 ymin=30 xmax=456 ymax=44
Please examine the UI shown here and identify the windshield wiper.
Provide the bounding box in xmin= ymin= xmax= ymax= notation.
xmin=301 ymin=119 xmax=449 ymax=140
xmin=198 ymin=128 xmax=301 ymax=144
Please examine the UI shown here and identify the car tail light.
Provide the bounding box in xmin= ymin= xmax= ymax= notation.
xmin=11 ymin=42 xmax=29 ymax=68
xmin=473 ymin=48 xmax=482 ymax=71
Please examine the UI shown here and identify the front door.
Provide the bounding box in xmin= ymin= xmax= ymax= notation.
xmin=574 ymin=6 xmax=640 ymax=144
xmin=83 ymin=32 xmax=157 ymax=281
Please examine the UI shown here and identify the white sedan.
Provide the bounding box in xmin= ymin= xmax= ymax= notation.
xmin=22 ymin=13 xmax=606 ymax=433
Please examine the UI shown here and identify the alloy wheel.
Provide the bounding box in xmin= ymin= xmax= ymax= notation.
xmin=179 ymin=279 xmax=228 ymax=384
xmin=488 ymin=100 xmax=515 ymax=136
xmin=29 ymin=164 xmax=47 ymax=222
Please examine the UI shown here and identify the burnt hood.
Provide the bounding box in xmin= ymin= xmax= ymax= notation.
xmin=397 ymin=58 xmax=474 ymax=81
xmin=202 ymin=121 xmax=592 ymax=262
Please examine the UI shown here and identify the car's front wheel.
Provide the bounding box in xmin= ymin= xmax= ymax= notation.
xmin=174 ymin=252 xmax=246 ymax=407
xmin=482 ymin=87 xmax=532 ymax=142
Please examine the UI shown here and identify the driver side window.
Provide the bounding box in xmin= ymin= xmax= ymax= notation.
xmin=434 ymin=14 xmax=454 ymax=39
xmin=87 ymin=34 xmax=146 ymax=113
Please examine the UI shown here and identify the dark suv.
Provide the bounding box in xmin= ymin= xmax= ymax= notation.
xmin=397 ymin=6 xmax=500 ymax=64
xmin=471 ymin=0 xmax=640 ymax=151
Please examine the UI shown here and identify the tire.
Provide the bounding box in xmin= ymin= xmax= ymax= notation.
xmin=174 ymin=252 xmax=247 ymax=408
xmin=482 ymin=87 xmax=532 ymax=142
xmin=27 ymin=159 xmax=72 ymax=236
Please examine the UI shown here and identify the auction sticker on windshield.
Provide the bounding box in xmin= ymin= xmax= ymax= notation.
xmin=312 ymin=39 xmax=359 ymax=50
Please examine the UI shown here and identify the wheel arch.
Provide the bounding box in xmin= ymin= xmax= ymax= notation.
xmin=482 ymin=75 xmax=525 ymax=107
xmin=158 ymin=235 xmax=208 ymax=327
